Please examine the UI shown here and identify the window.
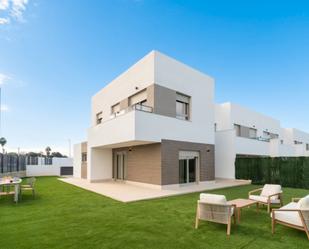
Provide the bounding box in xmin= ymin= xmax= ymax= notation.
xmin=263 ymin=131 xmax=270 ymax=139
xmin=176 ymin=93 xmax=190 ymax=120
xmin=96 ymin=112 xmax=103 ymax=125
xmin=82 ymin=152 xmax=87 ymax=162
xmin=129 ymin=90 xmax=147 ymax=106
xmin=234 ymin=124 xmax=241 ymax=136
xmin=111 ymin=103 xmax=121 ymax=115
xmin=263 ymin=131 xmax=279 ymax=140
xmin=280 ymin=140 xmax=284 ymax=145
xmin=249 ymin=128 xmax=257 ymax=139
xmin=270 ymin=133 xmax=279 ymax=139
xmin=306 ymin=144 xmax=309 ymax=151
xmin=294 ymin=140 xmax=303 ymax=145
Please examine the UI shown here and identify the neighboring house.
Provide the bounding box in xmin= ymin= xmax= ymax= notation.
xmin=26 ymin=157 xmax=73 ymax=177
xmin=215 ymin=103 xmax=309 ymax=178
xmin=74 ymin=50 xmax=309 ymax=183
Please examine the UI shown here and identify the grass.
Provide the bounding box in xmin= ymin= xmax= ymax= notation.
xmin=0 ymin=177 xmax=308 ymax=249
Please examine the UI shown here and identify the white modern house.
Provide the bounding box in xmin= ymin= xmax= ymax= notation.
xmin=74 ymin=51 xmax=215 ymax=188
xmin=74 ymin=50 xmax=309 ymax=184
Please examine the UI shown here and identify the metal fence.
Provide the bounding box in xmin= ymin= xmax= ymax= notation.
xmin=0 ymin=154 xmax=27 ymax=174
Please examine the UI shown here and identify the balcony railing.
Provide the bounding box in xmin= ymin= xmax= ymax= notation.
xmin=236 ymin=135 xmax=271 ymax=143
xmin=109 ymin=103 xmax=153 ymax=120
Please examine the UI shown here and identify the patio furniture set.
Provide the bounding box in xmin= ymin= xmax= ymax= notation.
xmin=195 ymin=184 xmax=309 ymax=240
xmin=0 ymin=176 xmax=36 ymax=203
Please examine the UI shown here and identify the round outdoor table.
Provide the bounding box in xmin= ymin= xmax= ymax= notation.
xmin=0 ymin=178 xmax=22 ymax=203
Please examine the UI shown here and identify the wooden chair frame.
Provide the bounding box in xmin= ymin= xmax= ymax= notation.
xmin=249 ymin=188 xmax=283 ymax=213
xmin=195 ymin=201 xmax=237 ymax=236
xmin=272 ymin=198 xmax=309 ymax=240
xmin=20 ymin=177 xmax=36 ymax=199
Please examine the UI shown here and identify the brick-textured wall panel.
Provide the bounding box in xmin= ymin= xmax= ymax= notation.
xmin=161 ymin=139 xmax=215 ymax=185
xmin=113 ymin=143 xmax=162 ymax=185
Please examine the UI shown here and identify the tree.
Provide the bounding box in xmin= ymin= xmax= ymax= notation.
xmin=51 ymin=152 xmax=66 ymax=158
xmin=45 ymin=146 xmax=51 ymax=157
xmin=0 ymin=137 xmax=7 ymax=153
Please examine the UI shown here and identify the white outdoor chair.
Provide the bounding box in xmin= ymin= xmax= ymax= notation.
xmin=271 ymin=195 xmax=309 ymax=240
xmin=195 ymin=193 xmax=236 ymax=236
xmin=249 ymin=184 xmax=283 ymax=213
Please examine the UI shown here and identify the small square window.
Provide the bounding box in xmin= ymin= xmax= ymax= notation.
xmin=96 ymin=112 xmax=103 ymax=125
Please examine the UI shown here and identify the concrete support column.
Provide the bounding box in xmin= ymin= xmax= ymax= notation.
xmin=88 ymin=147 xmax=113 ymax=182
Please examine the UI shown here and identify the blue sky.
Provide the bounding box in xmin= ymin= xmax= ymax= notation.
xmin=0 ymin=0 xmax=309 ymax=154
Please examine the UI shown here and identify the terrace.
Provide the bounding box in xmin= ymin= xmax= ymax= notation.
xmin=0 ymin=177 xmax=308 ymax=249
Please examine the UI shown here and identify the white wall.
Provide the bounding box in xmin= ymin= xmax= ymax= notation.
xmin=26 ymin=165 xmax=61 ymax=176
xmin=73 ymin=143 xmax=82 ymax=178
xmin=88 ymin=147 xmax=113 ymax=182
xmin=216 ymin=103 xmax=281 ymax=138
xmin=215 ymin=130 xmax=236 ymax=179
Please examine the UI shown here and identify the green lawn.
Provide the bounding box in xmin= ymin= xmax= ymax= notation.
xmin=0 ymin=177 xmax=308 ymax=249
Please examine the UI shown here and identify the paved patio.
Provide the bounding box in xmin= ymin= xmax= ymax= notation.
xmin=59 ymin=178 xmax=251 ymax=202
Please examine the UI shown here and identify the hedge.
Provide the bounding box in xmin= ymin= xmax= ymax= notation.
xmin=235 ymin=157 xmax=309 ymax=189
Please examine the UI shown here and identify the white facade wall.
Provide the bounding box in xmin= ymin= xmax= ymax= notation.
xmin=73 ymin=143 xmax=82 ymax=178
xmin=215 ymin=130 xmax=236 ymax=179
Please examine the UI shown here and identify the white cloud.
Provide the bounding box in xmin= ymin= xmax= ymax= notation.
xmin=0 ymin=73 xmax=11 ymax=85
xmin=0 ymin=104 xmax=9 ymax=112
xmin=0 ymin=0 xmax=29 ymax=25
xmin=0 ymin=17 xmax=9 ymax=24
xmin=0 ymin=0 xmax=9 ymax=10
xmin=10 ymin=0 xmax=28 ymax=21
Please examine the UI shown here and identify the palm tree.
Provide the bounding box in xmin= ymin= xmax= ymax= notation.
xmin=45 ymin=146 xmax=51 ymax=157
xmin=0 ymin=137 xmax=7 ymax=153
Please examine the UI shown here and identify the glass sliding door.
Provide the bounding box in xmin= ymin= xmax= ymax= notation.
xmin=188 ymin=159 xmax=196 ymax=183
xmin=179 ymin=159 xmax=188 ymax=184
xmin=114 ymin=152 xmax=127 ymax=180
xmin=179 ymin=151 xmax=199 ymax=184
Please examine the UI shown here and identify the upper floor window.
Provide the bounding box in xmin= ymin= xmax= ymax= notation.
xmin=111 ymin=103 xmax=121 ymax=115
xmin=263 ymin=131 xmax=279 ymax=140
xmin=249 ymin=128 xmax=257 ymax=139
xmin=234 ymin=124 xmax=241 ymax=136
xmin=294 ymin=140 xmax=303 ymax=145
xmin=306 ymin=144 xmax=309 ymax=151
xmin=82 ymin=152 xmax=87 ymax=162
xmin=96 ymin=112 xmax=103 ymax=125
xmin=280 ymin=140 xmax=284 ymax=144
xmin=129 ymin=90 xmax=147 ymax=107
xmin=176 ymin=93 xmax=190 ymax=120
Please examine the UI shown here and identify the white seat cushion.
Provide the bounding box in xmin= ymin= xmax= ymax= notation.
xmin=200 ymin=193 xmax=227 ymax=205
xmin=297 ymin=195 xmax=309 ymax=210
xmin=271 ymin=202 xmax=302 ymax=227
xmin=249 ymin=195 xmax=281 ymax=204
xmin=261 ymin=184 xmax=282 ymax=200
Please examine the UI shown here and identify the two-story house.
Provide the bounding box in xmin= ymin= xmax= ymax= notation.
xmin=75 ymin=51 xmax=215 ymax=188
